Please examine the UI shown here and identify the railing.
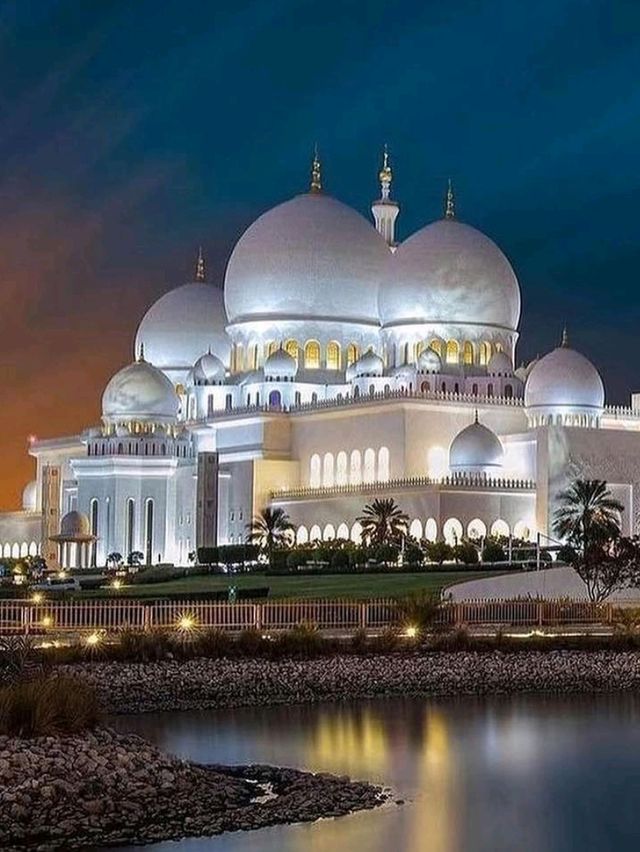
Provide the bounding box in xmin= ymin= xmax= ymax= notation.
xmin=0 ymin=597 xmax=615 ymax=636
xmin=271 ymin=472 xmax=536 ymax=500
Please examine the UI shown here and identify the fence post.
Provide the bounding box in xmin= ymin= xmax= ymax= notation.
xmin=537 ymin=601 xmax=543 ymax=628
xmin=359 ymin=602 xmax=367 ymax=630
xmin=254 ymin=604 xmax=262 ymax=631
xmin=143 ymin=605 xmax=152 ymax=632
xmin=21 ymin=605 xmax=30 ymax=636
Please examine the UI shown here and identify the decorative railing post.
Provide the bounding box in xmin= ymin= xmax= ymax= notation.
xmin=359 ymin=602 xmax=367 ymax=630
xmin=143 ymin=604 xmax=152 ymax=632
xmin=254 ymin=604 xmax=262 ymax=631
xmin=21 ymin=605 xmax=30 ymax=636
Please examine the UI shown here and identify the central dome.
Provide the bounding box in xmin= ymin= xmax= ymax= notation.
xmin=379 ymin=219 xmax=520 ymax=330
xmin=224 ymin=193 xmax=390 ymax=326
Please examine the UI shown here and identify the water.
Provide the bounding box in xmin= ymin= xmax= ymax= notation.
xmin=109 ymin=694 xmax=640 ymax=852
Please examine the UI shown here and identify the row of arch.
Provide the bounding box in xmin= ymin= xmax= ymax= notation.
xmin=309 ymin=448 xmax=390 ymax=488
xmin=391 ymin=339 xmax=505 ymax=368
xmin=294 ymin=517 xmax=532 ymax=546
xmin=232 ymin=340 xmax=361 ymax=373
xmin=1 ymin=541 xmax=40 ymax=558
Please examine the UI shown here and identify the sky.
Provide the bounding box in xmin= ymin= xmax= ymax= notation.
xmin=0 ymin=0 xmax=639 ymax=508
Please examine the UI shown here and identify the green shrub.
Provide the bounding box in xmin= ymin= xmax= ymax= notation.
xmin=331 ymin=549 xmax=350 ymax=569
xmin=557 ymin=544 xmax=578 ymax=565
xmin=0 ymin=675 xmax=101 ymax=737
xmin=425 ymin=541 xmax=453 ymax=564
xmin=118 ymin=628 xmax=172 ymax=661
xmin=235 ymin=628 xmax=267 ymax=656
xmin=372 ymin=543 xmax=399 ymax=565
xmin=482 ymin=541 xmax=506 ymax=563
xmin=394 ymin=591 xmax=441 ymax=631
xmin=272 ymin=624 xmax=324 ymax=657
xmin=350 ymin=627 xmax=368 ymax=653
xmin=453 ymin=541 xmax=479 ymax=565
xmin=197 ymin=546 xmax=218 ymax=565
xmin=369 ymin=626 xmax=400 ymax=653
xmin=404 ymin=542 xmax=424 ymax=566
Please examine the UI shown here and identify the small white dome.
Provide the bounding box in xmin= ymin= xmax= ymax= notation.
xmin=192 ymin=351 xmax=226 ymax=386
xmin=264 ymin=347 xmax=297 ymax=381
xmin=380 ymin=219 xmax=520 ymax=331
xmin=352 ymin=348 xmax=384 ymax=378
xmin=102 ymin=357 xmax=180 ymax=424
xmin=22 ymin=481 xmax=37 ymax=512
xmin=449 ymin=417 xmax=504 ymax=474
xmin=514 ymin=364 xmax=528 ymax=382
xmin=224 ymin=193 xmax=390 ymax=326
xmin=524 ymin=338 xmax=604 ymax=422
xmin=135 ymin=282 xmax=230 ymax=376
xmin=487 ymin=350 xmax=513 ymax=375
xmin=58 ymin=510 xmax=92 ymax=539
xmin=417 ymin=347 xmax=442 ymax=374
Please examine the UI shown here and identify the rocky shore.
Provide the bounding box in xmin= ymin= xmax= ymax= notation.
xmin=0 ymin=727 xmax=387 ymax=851
xmin=69 ymin=650 xmax=640 ymax=715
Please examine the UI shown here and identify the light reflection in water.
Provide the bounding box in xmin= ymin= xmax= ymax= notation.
xmin=107 ymin=694 xmax=640 ymax=852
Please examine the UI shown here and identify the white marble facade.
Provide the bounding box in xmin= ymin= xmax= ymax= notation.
xmin=5 ymin=154 xmax=640 ymax=566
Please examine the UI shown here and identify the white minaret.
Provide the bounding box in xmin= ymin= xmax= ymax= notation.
xmin=371 ymin=145 xmax=399 ymax=249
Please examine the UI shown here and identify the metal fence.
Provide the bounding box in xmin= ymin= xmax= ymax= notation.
xmin=0 ymin=597 xmax=617 ymax=636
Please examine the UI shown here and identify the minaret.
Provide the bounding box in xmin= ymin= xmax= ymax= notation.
xmin=195 ymin=246 xmax=206 ymax=282
xmin=310 ymin=145 xmax=322 ymax=193
xmin=372 ymin=145 xmax=399 ymax=249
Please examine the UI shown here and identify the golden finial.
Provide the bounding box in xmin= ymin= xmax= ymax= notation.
xmin=474 ymin=408 xmax=479 ymax=424
xmin=137 ymin=342 xmax=146 ymax=362
xmin=445 ymin=178 xmax=455 ymax=219
xmin=310 ymin=144 xmax=322 ymax=193
xmin=561 ymin=326 xmax=568 ymax=347
xmin=379 ymin=144 xmax=392 ymax=200
xmin=195 ymin=246 xmax=205 ymax=282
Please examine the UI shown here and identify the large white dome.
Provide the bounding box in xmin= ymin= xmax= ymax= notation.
xmin=224 ymin=193 xmax=390 ymax=326
xmin=524 ymin=340 xmax=604 ymax=423
xmin=135 ymin=282 xmax=230 ymax=375
xmin=102 ymin=358 xmax=180 ymax=424
xmin=449 ymin=418 xmax=504 ymax=474
xmin=380 ymin=219 xmax=520 ymax=330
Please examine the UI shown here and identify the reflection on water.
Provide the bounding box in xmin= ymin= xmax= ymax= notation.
xmin=110 ymin=694 xmax=640 ymax=852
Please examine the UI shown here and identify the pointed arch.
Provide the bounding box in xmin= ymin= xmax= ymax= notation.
xmin=304 ymin=340 xmax=321 ymax=369
xmin=463 ymin=341 xmax=474 ymax=365
xmin=296 ymin=525 xmax=309 ymax=545
xmin=363 ymin=448 xmax=376 ymax=483
xmin=309 ymin=454 xmax=321 ymax=488
xmin=424 ymin=518 xmax=438 ymax=542
xmin=337 ymin=522 xmax=349 ymax=540
xmin=327 ymin=341 xmax=341 ymax=370
xmin=285 ymin=339 xmax=299 ymax=362
xmin=377 ymin=446 xmax=390 ymax=482
xmin=346 ymin=343 xmax=359 ymax=366
xmin=322 ymin=452 xmax=335 ymax=487
xmin=323 ymin=523 xmax=336 ymax=541
xmin=310 ymin=524 xmax=322 ymax=542
xmin=349 ymin=450 xmax=362 ymax=485
xmin=336 ymin=451 xmax=348 ymax=486
xmin=446 ymin=340 xmax=459 ymax=364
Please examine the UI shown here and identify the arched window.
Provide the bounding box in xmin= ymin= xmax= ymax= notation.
xmin=117 ymin=442 xmax=124 ymax=455
xmin=337 ymin=522 xmax=349 ymax=540
xmin=495 ymin=341 xmax=504 ymax=352
xmin=125 ymin=498 xmax=135 ymax=558
xmin=19 ymin=542 xmax=28 ymax=557
xmin=322 ymin=452 xmax=335 ymax=487
xmin=11 ymin=543 xmax=19 ymax=558
xmin=446 ymin=340 xmax=459 ymax=364
xmin=265 ymin=341 xmax=279 ymax=360
xmin=304 ymin=340 xmax=321 ymax=369
xmin=463 ymin=341 xmax=474 ymax=365
xmin=443 ymin=518 xmax=463 ymax=546
xmin=349 ymin=449 xmax=362 ymax=485
xmin=421 ymin=380 xmax=431 ymax=393
xmin=247 ymin=343 xmax=258 ymax=370
xmin=327 ymin=341 xmax=341 ymax=370
xmin=309 ymin=454 xmax=321 ymax=487
xmin=378 ymin=446 xmax=390 ymax=482
xmin=323 ymin=523 xmax=336 ymax=541
xmin=285 ymin=339 xmax=299 ymax=363
xmin=441 ymin=381 xmax=446 ymax=393
xmin=427 ymin=446 xmax=447 ymax=479
xmin=310 ymin=524 xmax=322 ymax=542
xmin=424 ymin=518 xmax=438 ymax=542
xmin=350 ymin=521 xmax=363 ymax=544
xmin=90 ymin=498 xmax=99 ymax=567
xmin=336 ymin=451 xmax=348 ymax=486
xmin=346 ymin=343 xmax=359 ymax=366
xmin=430 ymin=339 xmax=443 ymax=357
xmin=491 ymin=519 xmax=510 ymax=538
xmin=296 ymin=525 xmax=309 ymax=545
xmin=363 ymin=448 xmax=376 ymax=483
xmin=28 ymin=541 xmax=38 ymax=556
xmin=513 ymin=520 xmax=532 ymax=541
xmin=3 ymin=543 xmax=10 ymax=558
xmin=480 ymin=341 xmax=492 ymax=365
xmin=409 ymin=519 xmax=423 ymax=539
xmin=268 ymin=389 xmax=281 ymax=407
xmin=472 ymin=383 xmax=478 ymax=396
xmin=235 ymin=343 xmax=244 ymax=372
xmin=144 ymin=499 xmax=154 ymax=565
xmin=208 ymin=395 xmax=214 ymax=417
xmin=487 ymin=383 xmax=494 ymax=397
xmin=467 ymin=518 xmax=487 ymax=540
xmin=505 ymin=384 xmax=513 ymax=399
xmin=416 ymin=341 xmax=427 ymax=357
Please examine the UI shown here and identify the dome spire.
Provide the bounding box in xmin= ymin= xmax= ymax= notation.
xmin=310 ymin=145 xmax=322 ymax=193
xmin=561 ymin=325 xmax=569 ymax=347
xmin=372 ymin=144 xmax=399 ymax=248
xmin=445 ymin=178 xmax=455 ymax=219
xmin=195 ymin=246 xmax=206 ymax=282
xmin=137 ymin=342 xmax=146 ymax=362
xmin=379 ymin=144 xmax=392 ymax=201
xmin=474 ymin=408 xmax=479 ymax=424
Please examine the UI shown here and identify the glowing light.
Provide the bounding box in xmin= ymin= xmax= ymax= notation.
xmin=85 ymin=632 xmax=102 ymax=647
xmin=31 ymin=592 xmax=44 ymax=604
xmin=41 ymin=615 xmax=53 ymax=628
xmin=176 ymin=614 xmax=197 ymax=632
xmin=112 ymin=579 xmax=122 ymax=589
xmin=405 ymin=625 xmax=419 ymax=639
xmin=57 ymin=570 xmax=67 ymax=580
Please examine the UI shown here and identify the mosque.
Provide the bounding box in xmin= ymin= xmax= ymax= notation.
xmin=3 ymin=152 xmax=640 ymax=569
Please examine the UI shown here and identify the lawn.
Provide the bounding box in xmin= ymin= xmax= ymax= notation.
xmin=78 ymin=570 xmax=507 ymax=601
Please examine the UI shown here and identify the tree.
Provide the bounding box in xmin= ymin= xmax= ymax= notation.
xmin=577 ymin=535 xmax=640 ymax=603
xmin=425 ymin=541 xmax=453 ymax=565
xmin=127 ymin=551 xmax=144 ymax=567
xmin=356 ymin=498 xmax=409 ymax=546
xmin=553 ymin=479 xmax=623 ymax=551
xmin=246 ymin=507 xmax=294 ymax=561
xmin=106 ymin=552 xmax=123 ymax=570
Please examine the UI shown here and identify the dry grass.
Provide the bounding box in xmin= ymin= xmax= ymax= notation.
xmin=0 ymin=675 xmax=101 ymax=737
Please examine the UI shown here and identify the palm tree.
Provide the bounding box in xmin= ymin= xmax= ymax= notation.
xmin=246 ymin=507 xmax=294 ymax=560
xmin=553 ymin=479 xmax=623 ymax=551
xmin=356 ymin=498 xmax=409 ymax=546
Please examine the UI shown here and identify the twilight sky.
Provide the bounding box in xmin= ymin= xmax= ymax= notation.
xmin=0 ymin=0 xmax=638 ymax=508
